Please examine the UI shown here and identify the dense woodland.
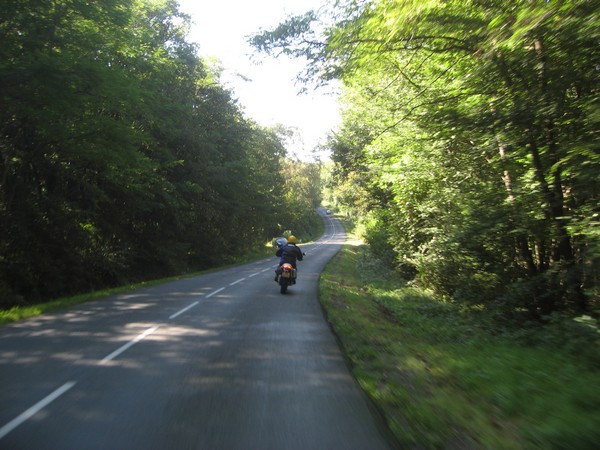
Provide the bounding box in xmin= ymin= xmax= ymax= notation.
xmin=253 ymin=0 xmax=599 ymax=321
xmin=0 ymin=0 xmax=322 ymax=308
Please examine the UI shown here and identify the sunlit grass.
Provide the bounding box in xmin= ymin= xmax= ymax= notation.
xmin=319 ymin=239 xmax=600 ymax=449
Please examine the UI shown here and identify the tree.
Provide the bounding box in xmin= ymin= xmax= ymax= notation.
xmin=0 ymin=0 xmax=321 ymax=307
xmin=251 ymin=0 xmax=599 ymax=318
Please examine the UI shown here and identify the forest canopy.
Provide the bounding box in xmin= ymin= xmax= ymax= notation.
xmin=0 ymin=0 xmax=322 ymax=307
xmin=252 ymin=0 xmax=599 ymax=319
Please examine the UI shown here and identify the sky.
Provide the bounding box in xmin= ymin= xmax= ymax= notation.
xmin=176 ymin=0 xmax=340 ymax=161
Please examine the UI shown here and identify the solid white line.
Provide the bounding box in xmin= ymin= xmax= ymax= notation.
xmin=100 ymin=325 xmax=160 ymax=364
xmin=206 ymin=287 xmax=225 ymax=298
xmin=169 ymin=301 xmax=199 ymax=320
xmin=0 ymin=381 xmax=77 ymax=440
xmin=229 ymin=278 xmax=245 ymax=286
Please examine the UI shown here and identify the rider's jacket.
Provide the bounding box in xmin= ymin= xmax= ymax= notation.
xmin=276 ymin=243 xmax=303 ymax=267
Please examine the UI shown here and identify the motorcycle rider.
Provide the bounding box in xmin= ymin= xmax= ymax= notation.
xmin=275 ymin=235 xmax=303 ymax=281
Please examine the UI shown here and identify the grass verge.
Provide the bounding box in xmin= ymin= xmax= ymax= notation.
xmin=319 ymin=239 xmax=600 ymax=449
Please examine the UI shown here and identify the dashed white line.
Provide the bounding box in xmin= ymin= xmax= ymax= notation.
xmin=206 ymin=287 xmax=225 ymax=298
xmin=0 ymin=381 xmax=77 ymax=440
xmin=229 ymin=278 xmax=245 ymax=286
xmin=100 ymin=325 xmax=160 ymax=364
xmin=169 ymin=301 xmax=199 ymax=319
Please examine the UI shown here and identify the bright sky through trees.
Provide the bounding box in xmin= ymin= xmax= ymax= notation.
xmin=177 ymin=0 xmax=340 ymax=161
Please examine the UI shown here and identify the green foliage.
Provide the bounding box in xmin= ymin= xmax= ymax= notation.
xmin=276 ymin=156 xmax=323 ymax=239
xmin=0 ymin=0 xmax=321 ymax=308
xmin=320 ymin=239 xmax=600 ymax=449
xmin=254 ymin=0 xmax=600 ymax=319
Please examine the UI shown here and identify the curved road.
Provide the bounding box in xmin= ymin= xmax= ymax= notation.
xmin=0 ymin=210 xmax=392 ymax=449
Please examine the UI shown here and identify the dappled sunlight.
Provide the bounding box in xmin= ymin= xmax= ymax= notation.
xmin=344 ymin=237 xmax=363 ymax=247
xmin=154 ymin=325 xmax=220 ymax=338
xmin=115 ymin=293 xmax=151 ymax=300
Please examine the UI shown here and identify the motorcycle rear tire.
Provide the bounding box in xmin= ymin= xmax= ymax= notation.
xmin=279 ymin=278 xmax=288 ymax=294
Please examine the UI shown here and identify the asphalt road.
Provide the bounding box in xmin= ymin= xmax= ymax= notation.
xmin=0 ymin=210 xmax=392 ymax=449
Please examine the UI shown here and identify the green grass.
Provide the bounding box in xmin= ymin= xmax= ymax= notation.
xmin=319 ymin=240 xmax=600 ymax=449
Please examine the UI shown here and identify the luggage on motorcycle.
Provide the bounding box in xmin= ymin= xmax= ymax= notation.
xmin=278 ymin=263 xmax=296 ymax=294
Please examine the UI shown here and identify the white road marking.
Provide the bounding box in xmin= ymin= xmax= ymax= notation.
xmin=229 ymin=278 xmax=245 ymax=286
xmin=169 ymin=301 xmax=199 ymax=319
xmin=100 ymin=325 xmax=160 ymax=364
xmin=247 ymin=272 xmax=259 ymax=278
xmin=0 ymin=381 xmax=77 ymax=440
xmin=206 ymin=287 xmax=225 ymax=298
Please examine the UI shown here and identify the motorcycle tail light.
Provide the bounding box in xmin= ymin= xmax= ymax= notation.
xmin=282 ymin=263 xmax=293 ymax=270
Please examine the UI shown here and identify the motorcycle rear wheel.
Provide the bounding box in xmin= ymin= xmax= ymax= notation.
xmin=279 ymin=278 xmax=288 ymax=294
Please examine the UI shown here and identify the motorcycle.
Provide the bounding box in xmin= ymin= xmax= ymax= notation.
xmin=274 ymin=237 xmax=303 ymax=294
xmin=277 ymin=262 xmax=297 ymax=294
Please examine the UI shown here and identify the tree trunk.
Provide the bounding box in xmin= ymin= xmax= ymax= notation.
xmin=498 ymin=141 xmax=537 ymax=276
xmin=528 ymin=37 xmax=586 ymax=312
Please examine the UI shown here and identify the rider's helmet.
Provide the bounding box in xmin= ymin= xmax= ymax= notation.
xmin=287 ymin=235 xmax=297 ymax=244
